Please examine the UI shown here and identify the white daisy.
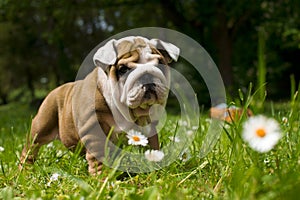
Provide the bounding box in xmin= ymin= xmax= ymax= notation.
xmin=126 ymin=130 xmax=148 ymax=146
xmin=0 ymin=146 xmax=4 ymax=152
xmin=144 ymin=150 xmax=164 ymax=162
xmin=242 ymin=115 xmax=282 ymax=153
xmin=47 ymin=173 xmax=60 ymax=186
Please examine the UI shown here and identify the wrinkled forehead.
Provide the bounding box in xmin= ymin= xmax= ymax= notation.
xmin=116 ymin=37 xmax=155 ymax=59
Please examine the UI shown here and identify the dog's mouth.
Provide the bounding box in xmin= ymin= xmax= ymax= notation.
xmin=129 ymin=90 xmax=156 ymax=126
xmin=130 ymin=106 xmax=152 ymax=126
xmin=128 ymin=83 xmax=167 ymax=126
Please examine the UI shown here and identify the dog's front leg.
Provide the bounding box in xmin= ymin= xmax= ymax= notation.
xmin=86 ymin=151 xmax=103 ymax=175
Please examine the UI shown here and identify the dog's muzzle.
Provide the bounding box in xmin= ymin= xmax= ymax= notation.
xmin=120 ymin=65 xmax=169 ymax=124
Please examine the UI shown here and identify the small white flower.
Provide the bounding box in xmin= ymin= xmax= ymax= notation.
xmin=126 ymin=130 xmax=148 ymax=146
xmin=179 ymin=149 xmax=191 ymax=162
xmin=179 ymin=120 xmax=188 ymax=126
xmin=264 ymin=158 xmax=270 ymax=164
xmin=50 ymin=173 xmax=60 ymax=181
xmin=47 ymin=142 xmax=54 ymax=148
xmin=282 ymin=117 xmax=288 ymax=124
xmin=56 ymin=150 xmax=63 ymax=157
xmin=0 ymin=146 xmax=4 ymax=152
xmin=47 ymin=173 xmax=60 ymax=186
xmin=186 ymin=130 xmax=194 ymax=136
xmin=242 ymin=115 xmax=282 ymax=153
xmin=145 ymin=150 xmax=164 ymax=162
xmin=168 ymin=136 xmax=180 ymax=143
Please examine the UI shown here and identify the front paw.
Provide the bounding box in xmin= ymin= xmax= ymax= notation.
xmin=86 ymin=151 xmax=103 ymax=175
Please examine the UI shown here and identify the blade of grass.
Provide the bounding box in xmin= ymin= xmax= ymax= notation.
xmin=177 ymin=160 xmax=208 ymax=186
xmin=257 ymin=27 xmax=267 ymax=103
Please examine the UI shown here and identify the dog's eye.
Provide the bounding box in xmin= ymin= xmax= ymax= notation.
xmin=158 ymin=58 xmax=164 ymax=64
xmin=118 ymin=65 xmax=130 ymax=76
xmin=158 ymin=58 xmax=167 ymax=65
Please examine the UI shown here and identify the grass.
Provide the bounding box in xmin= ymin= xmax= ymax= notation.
xmin=0 ymin=90 xmax=300 ymax=199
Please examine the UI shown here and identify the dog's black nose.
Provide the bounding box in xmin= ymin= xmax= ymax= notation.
xmin=140 ymin=74 xmax=157 ymax=99
xmin=143 ymin=83 xmax=156 ymax=91
xmin=143 ymin=83 xmax=156 ymax=99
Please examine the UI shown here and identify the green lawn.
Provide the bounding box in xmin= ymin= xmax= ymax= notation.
xmin=0 ymin=98 xmax=300 ymax=199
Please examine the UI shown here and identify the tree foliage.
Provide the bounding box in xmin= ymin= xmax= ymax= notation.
xmin=0 ymin=0 xmax=299 ymax=104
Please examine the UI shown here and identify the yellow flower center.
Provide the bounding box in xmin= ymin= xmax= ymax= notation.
xmin=256 ymin=128 xmax=266 ymax=137
xmin=132 ymin=136 xmax=141 ymax=142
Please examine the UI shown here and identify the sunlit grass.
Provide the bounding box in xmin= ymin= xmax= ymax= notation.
xmin=0 ymin=90 xmax=300 ymax=199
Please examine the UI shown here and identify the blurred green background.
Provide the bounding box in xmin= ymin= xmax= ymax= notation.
xmin=0 ymin=0 xmax=299 ymax=106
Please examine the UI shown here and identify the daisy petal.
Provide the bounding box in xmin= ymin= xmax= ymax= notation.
xmin=126 ymin=130 xmax=148 ymax=146
xmin=242 ymin=115 xmax=282 ymax=153
xmin=145 ymin=150 xmax=164 ymax=162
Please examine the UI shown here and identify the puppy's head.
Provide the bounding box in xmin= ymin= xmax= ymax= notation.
xmin=93 ymin=36 xmax=180 ymax=126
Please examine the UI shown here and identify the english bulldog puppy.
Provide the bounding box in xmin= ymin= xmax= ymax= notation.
xmin=20 ymin=36 xmax=180 ymax=174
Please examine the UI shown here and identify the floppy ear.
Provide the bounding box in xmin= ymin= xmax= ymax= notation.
xmin=93 ymin=39 xmax=117 ymax=70
xmin=149 ymin=39 xmax=180 ymax=62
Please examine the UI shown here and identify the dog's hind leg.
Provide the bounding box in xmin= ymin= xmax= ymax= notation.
xmin=19 ymin=92 xmax=60 ymax=168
